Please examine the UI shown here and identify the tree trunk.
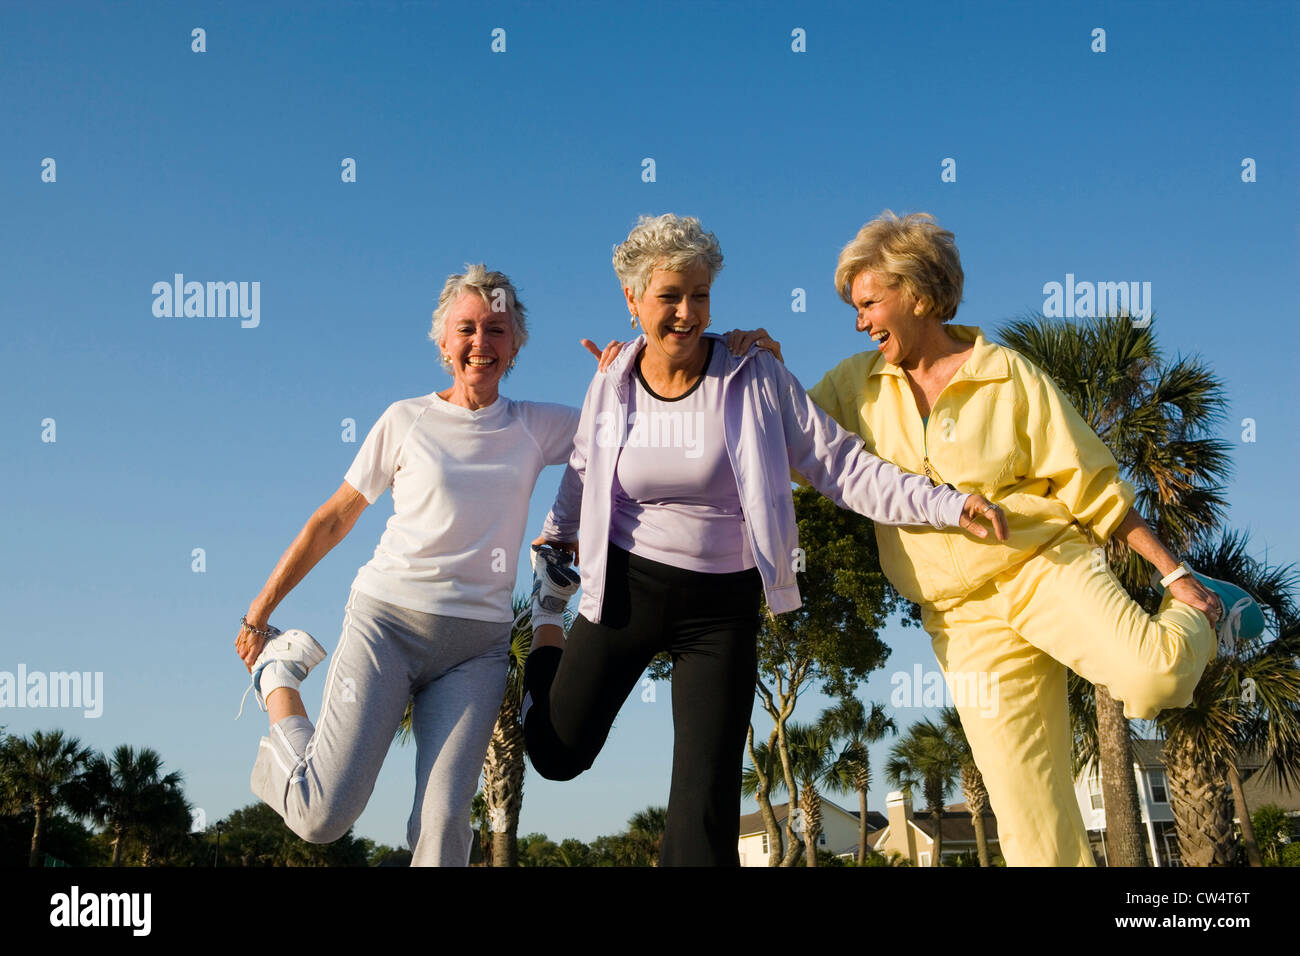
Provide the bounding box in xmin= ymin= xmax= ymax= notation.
xmin=800 ymin=787 xmax=821 ymax=867
xmin=856 ymin=786 xmax=869 ymax=865
xmin=1095 ymin=686 xmax=1149 ymax=866
xmin=775 ymin=713 xmax=802 ymax=867
xmin=971 ymin=811 xmax=989 ymax=867
xmin=111 ymin=826 xmax=123 ymax=867
xmin=961 ymin=763 xmax=992 ymax=867
xmin=746 ymin=725 xmax=784 ymax=867
xmin=1227 ymin=763 xmax=1261 ymax=867
xmin=29 ymin=799 xmax=45 ymax=868
xmin=1165 ymin=732 xmax=1234 ymax=866
xmin=930 ymin=807 xmax=943 ymax=865
xmin=484 ymin=697 xmax=525 ymax=867
xmin=755 ymin=655 xmax=806 ymax=868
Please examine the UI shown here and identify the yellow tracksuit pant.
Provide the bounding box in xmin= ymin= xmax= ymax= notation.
xmin=920 ymin=530 xmax=1216 ymax=867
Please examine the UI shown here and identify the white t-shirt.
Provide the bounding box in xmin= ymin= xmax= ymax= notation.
xmin=344 ymin=392 xmax=579 ymax=622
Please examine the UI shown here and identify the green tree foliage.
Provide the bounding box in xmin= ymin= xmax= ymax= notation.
xmin=65 ymin=745 xmax=188 ymax=867
xmin=0 ymin=729 xmax=95 ymax=866
xmin=202 ymin=803 xmax=369 ymax=867
xmin=1249 ymin=804 xmax=1291 ymax=866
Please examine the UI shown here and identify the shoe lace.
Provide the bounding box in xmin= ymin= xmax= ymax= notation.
xmin=236 ymin=671 xmax=261 ymax=721
xmin=1219 ymin=597 xmax=1253 ymax=656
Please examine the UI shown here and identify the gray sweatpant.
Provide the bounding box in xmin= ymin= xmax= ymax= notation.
xmin=250 ymin=588 xmax=509 ymax=866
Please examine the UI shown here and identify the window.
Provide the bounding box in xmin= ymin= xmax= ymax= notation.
xmin=818 ymin=831 xmax=826 ymax=846
xmin=1162 ymin=827 xmax=1182 ymax=867
xmin=919 ymin=851 xmax=931 ymax=867
xmin=761 ymin=833 xmax=768 ymax=854
xmin=1148 ymin=769 xmax=1168 ymax=804
xmin=1089 ymin=777 xmax=1104 ymax=811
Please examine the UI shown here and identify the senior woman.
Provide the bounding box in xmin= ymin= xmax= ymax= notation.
xmin=522 ymin=214 xmax=1007 ymax=866
xmin=802 ymin=211 xmax=1262 ymax=866
xmin=233 ymin=265 xmax=595 ymax=866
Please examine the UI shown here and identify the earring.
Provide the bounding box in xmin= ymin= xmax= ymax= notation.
xmin=630 ymin=314 xmax=639 ymax=330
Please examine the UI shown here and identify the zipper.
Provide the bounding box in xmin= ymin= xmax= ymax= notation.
xmin=917 ymin=391 xmax=971 ymax=590
xmin=920 ymin=411 xmax=945 ymax=487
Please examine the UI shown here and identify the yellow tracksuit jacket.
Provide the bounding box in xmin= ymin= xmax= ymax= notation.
xmin=806 ymin=325 xmax=1136 ymax=612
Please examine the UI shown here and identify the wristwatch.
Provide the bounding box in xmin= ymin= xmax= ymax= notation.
xmin=1159 ymin=563 xmax=1193 ymax=588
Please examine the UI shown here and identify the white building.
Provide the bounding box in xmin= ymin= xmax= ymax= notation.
xmin=737 ymin=799 xmax=884 ymax=866
xmin=1074 ymin=738 xmax=1298 ymax=866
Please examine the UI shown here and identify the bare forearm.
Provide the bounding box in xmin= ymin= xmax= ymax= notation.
xmin=1112 ymin=508 xmax=1179 ymax=578
xmin=248 ymin=509 xmax=352 ymax=623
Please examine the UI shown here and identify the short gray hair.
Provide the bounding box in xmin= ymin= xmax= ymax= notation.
xmin=428 ymin=264 xmax=528 ymax=371
xmin=612 ymin=214 xmax=724 ymax=298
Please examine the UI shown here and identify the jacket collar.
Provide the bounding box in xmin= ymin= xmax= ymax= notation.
xmin=604 ymin=333 xmax=759 ymax=399
xmin=866 ymin=324 xmax=1009 ymax=383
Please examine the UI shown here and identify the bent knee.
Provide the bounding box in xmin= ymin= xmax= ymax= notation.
xmin=526 ymin=745 xmax=594 ymax=782
xmin=290 ymin=814 xmax=355 ymax=845
xmin=1112 ymin=667 xmax=1200 ymax=719
xmin=283 ymin=795 xmax=360 ymax=845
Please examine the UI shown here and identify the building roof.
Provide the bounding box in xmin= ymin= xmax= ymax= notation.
xmin=738 ymin=800 xmax=886 ymax=837
xmin=1082 ymin=739 xmax=1268 ymax=773
xmin=908 ymin=808 xmax=1000 ymax=844
xmin=1240 ymin=767 xmax=1300 ymax=814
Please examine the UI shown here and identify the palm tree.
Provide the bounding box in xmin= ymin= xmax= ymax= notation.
xmin=1156 ymin=531 xmax=1300 ymax=866
xmin=999 ymin=313 xmax=1231 ymax=866
xmin=469 ymin=790 xmax=492 ymax=865
xmin=68 ymin=745 xmax=186 ymax=866
xmin=478 ymin=594 xmax=539 ymax=867
xmin=136 ymin=783 xmax=194 ymax=866
xmin=818 ymin=697 xmax=896 ymax=865
xmin=0 ymin=729 xmax=94 ymax=866
xmin=625 ymin=805 xmax=668 ymax=865
xmin=783 ymin=721 xmax=847 ymax=866
xmin=885 ymin=719 xmax=961 ymax=866
xmin=937 ymin=706 xmax=993 ymax=866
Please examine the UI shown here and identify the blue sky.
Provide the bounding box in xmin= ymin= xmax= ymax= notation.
xmin=2 ymin=0 xmax=1297 ymax=851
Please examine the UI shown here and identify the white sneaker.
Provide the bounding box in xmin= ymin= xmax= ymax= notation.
xmin=236 ymin=628 xmax=327 ymax=719
xmin=517 ymin=544 xmax=580 ymax=633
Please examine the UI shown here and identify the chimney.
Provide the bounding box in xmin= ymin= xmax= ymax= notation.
xmin=886 ymin=790 xmax=918 ymax=864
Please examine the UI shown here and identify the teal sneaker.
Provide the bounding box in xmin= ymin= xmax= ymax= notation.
xmin=1158 ymin=569 xmax=1265 ymax=657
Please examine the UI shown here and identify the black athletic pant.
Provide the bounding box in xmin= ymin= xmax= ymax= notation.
xmin=523 ymin=543 xmax=763 ymax=866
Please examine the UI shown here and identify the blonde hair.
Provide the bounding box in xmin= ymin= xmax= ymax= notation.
xmin=428 ymin=264 xmax=528 ymax=371
xmin=834 ymin=211 xmax=964 ymax=322
xmin=612 ymin=214 xmax=724 ymax=297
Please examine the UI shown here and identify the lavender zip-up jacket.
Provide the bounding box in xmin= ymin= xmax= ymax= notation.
xmin=541 ymin=334 xmax=968 ymax=622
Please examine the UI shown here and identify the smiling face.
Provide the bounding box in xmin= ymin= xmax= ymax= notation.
xmin=625 ymin=263 xmax=712 ymax=368
xmin=440 ymin=292 xmax=518 ymax=391
xmin=849 ymin=270 xmax=928 ymax=367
